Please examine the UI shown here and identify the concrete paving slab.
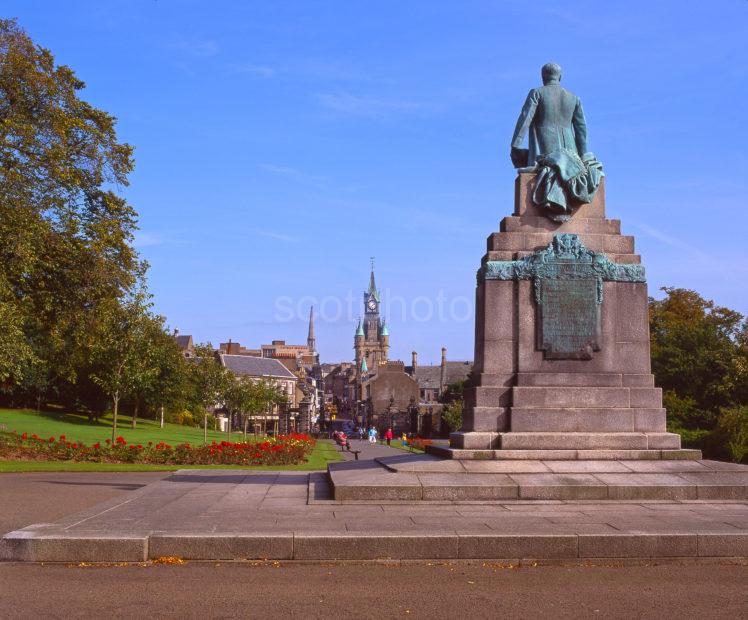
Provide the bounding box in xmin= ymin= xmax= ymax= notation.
xmin=376 ymin=454 xmax=467 ymax=473
xmin=543 ymin=460 xmax=634 ymax=473
xmin=417 ymin=473 xmax=518 ymax=501
xmin=461 ymin=460 xmax=552 ymax=473
xmin=507 ymin=473 xmax=609 ymax=500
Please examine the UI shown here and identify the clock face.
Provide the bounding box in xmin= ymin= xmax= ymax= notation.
xmin=367 ymin=299 xmax=377 ymax=311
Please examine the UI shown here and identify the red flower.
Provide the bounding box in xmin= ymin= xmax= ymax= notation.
xmin=105 ymin=438 xmax=111 ymax=444
xmin=48 ymin=437 xmax=55 ymax=443
xmin=59 ymin=434 xmax=65 ymax=441
xmin=21 ymin=432 xmax=27 ymax=440
xmin=93 ymin=442 xmax=101 ymax=449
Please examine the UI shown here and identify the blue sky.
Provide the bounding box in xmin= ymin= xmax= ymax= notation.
xmin=7 ymin=1 xmax=748 ymax=364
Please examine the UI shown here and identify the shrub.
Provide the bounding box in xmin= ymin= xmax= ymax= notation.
xmin=714 ymin=406 xmax=748 ymax=464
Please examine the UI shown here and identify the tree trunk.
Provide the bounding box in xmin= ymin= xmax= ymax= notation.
xmin=203 ymin=412 xmax=208 ymax=444
xmin=111 ymin=395 xmax=119 ymax=443
xmin=132 ymin=400 xmax=139 ymax=429
xmin=243 ymin=414 xmax=248 ymax=439
xmin=160 ymin=405 xmax=164 ymax=429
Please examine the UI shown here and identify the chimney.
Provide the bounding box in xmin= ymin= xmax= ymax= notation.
xmin=439 ymin=347 xmax=447 ymax=395
xmin=411 ymin=351 xmax=418 ymax=374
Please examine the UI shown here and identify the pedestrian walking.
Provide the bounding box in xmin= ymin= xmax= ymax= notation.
xmin=368 ymin=426 xmax=377 ymax=444
xmin=385 ymin=427 xmax=393 ymax=447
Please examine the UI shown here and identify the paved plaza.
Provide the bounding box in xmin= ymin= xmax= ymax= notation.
xmin=2 ymin=441 xmax=747 ymax=563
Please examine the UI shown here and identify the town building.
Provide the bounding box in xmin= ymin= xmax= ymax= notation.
xmin=408 ymin=348 xmax=473 ymax=403
xmin=406 ymin=347 xmax=473 ymax=435
xmin=219 ymin=353 xmax=299 ymax=433
xmin=174 ymin=331 xmax=194 ymax=358
xmin=219 ymin=341 xmax=260 ymax=356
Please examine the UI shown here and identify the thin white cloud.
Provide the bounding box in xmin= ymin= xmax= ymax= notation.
xmin=256 ymin=230 xmax=299 ymax=243
xmin=315 ymin=92 xmax=424 ymax=117
xmin=260 ymin=164 xmax=327 ymax=187
xmin=166 ymin=39 xmax=219 ymax=58
xmin=232 ymin=63 xmax=275 ymax=77
xmin=133 ymin=232 xmax=163 ymax=248
xmin=632 ymin=222 xmax=711 ymax=260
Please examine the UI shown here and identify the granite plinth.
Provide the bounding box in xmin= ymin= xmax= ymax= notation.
xmin=460 ymin=173 xmax=692 ymax=462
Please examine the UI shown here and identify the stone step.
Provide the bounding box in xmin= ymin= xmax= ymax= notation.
xmin=329 ymin=458 xmax=748 ymax=503
xmin=499 ymin=432 xmax=680 ymax=451
xmin=500 ymin=216 xmax=621 ymax=235
xmin=487 ymin=231 xmax=635 ymax=255
xmin=510 ymin=408 xmax=666 ymax=433
xmin=427 ymin=444 xmax=702 ymax=461
xmin=510 ymin=386 xmax=662 ymax=409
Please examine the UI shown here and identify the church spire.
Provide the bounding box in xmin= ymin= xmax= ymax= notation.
xmin=367 ymin=257 xmax=380 ymax=302
xmin=307 ymin=306 xmax=316 ymax=352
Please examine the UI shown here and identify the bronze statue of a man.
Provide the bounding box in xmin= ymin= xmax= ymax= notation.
xmin=510 ymin=63 xmax=602 ymax=220
xmin=510 ymin=63 xmax=587 ymax=168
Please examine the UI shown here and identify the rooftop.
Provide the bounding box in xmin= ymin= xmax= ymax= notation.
xmin=220 ymin=354 xmax=297 ymax=379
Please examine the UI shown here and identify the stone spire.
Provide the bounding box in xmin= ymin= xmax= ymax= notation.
xmin=307 ymin=306 xmax=316 ymax=352
xmin=367 ymin=257 xmax=380 ymax=302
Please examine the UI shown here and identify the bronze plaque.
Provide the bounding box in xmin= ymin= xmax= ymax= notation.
xmin=537 ymin=268 xmax=601 ymax=360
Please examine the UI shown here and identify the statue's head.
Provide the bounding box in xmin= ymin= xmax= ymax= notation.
xmin=541 ymin=63 xmax=562 ymax=84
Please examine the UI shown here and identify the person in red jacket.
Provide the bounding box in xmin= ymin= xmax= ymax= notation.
xmin=384 ymin=428 xmax=394 ymax=447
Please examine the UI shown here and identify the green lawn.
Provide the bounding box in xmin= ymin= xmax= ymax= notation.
xmin=0 ymin=408 xmax=244 ymax=445
xmin=0 ymin=408 xmax=343 ymax=472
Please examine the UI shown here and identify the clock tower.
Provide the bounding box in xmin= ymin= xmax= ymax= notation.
xmin=354 ymin=262 xmax=389 ymax=376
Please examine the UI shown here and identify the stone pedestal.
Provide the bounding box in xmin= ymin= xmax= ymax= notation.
xmin=442 ymin=174 xmax=696 ymax=460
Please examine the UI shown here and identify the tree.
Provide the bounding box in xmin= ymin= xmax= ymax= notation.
xmin=141 ymin=327 xmax=190 ymax=428
xmin=441 ymin=400 xmax=464 ymax=433
xmin=0 ymin=291 xmax=35 ymax=388
xmin=439 ymin=380 xmax=466 ymax=433
xmin=187 ymin=344 xmax=232 ymax=443
xmin=649 ymin=288 xmax=747 ymax=429
xmin=89 ymin=293 xmax=157 ymax=442
xmin=0 ymin=18 xmax=144 ymax=411
xmin=224 ymin=377 xmax=263 ymax=439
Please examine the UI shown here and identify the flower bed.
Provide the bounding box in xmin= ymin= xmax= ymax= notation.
xmin=404 ymin=437 xmax=434 ymax=451
xmin=0 ymin=431 xmax=315 ymax=466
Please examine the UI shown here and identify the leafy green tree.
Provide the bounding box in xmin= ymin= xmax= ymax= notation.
xmin=0 ymin=18 xmax=144 ymax=410
xmin=0 ymin=291 xmax=35 ymax=387
xmin=187 ymin=344 xmax=232 ymax=443
xmin=441 ymin=400 xmax=464 ymax=433
xmin=650 ymin=288 xmax=747 ymax=430
xmin=439 ymin=380 xmax=466 ymax=433
xmin=142 ymin=327 xmax=190 ymax=428
xmin=89 ymin=293 xmax=157 ymax=442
